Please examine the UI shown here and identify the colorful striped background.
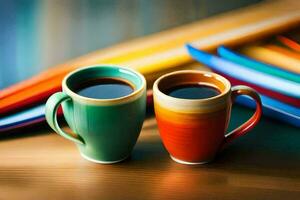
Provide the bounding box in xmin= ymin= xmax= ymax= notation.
xmin=0 ymin=0 xmax=261 ymax=89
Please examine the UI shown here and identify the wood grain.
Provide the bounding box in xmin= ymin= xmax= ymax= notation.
xmin=0 ymin=1 xmax=300 ymax=199
xmin=0 ymin=112 xmax=299 ymax=200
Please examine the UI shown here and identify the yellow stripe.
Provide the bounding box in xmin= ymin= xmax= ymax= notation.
xmin=240 ymin=45 xmax=300 ymax=74
xmin=1 ymin=0 xmax=300 ymax=99
xmin=53 ymin=2 xmax=300 ymax=75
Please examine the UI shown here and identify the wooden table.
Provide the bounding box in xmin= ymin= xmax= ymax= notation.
xmin=1 ymin=1 xmax=299 ymax=199
xmin=0 ymin=106 xmax=299 ymax=200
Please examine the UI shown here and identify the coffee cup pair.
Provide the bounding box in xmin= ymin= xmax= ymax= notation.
xmin=46 ymin=65 xmax=262 ymax=164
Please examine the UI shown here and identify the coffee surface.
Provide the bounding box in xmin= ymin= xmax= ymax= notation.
xmin=76 ymin=78 xmax=134 ymax=99
xmin=165 ymin=83 xmax=220 ymax=99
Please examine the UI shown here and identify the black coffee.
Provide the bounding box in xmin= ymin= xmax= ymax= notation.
xmin=76 ymin=78 xmax=134 ymax=99
xmin=165 ymin=83 xmax=220 ymax=99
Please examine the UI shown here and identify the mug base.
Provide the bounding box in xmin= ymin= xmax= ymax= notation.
xmin=80 ymin=153 xmax=129 ymax=164
xmin=170 ymin=155 xmax=212 ymax=165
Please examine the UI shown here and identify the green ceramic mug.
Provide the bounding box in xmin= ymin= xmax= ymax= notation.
xmin=45 ymin=65 xmax=146 ymax=164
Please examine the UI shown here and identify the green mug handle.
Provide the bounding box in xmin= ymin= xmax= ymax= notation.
xmin=45 ymin=92 xmax=85 ymax=145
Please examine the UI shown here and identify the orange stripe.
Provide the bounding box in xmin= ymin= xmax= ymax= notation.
xmin=277 ymin=36 xmax=300 ymax=52
xmin=266 ymin=44 xmax=300 ymax=59
xmin=1 ymin=2 xmax=300 ymax=114
xmin=1 ymin=4 xmax=299 ymax=100
xmin=154 ymin=103 xmax=229 ymax=125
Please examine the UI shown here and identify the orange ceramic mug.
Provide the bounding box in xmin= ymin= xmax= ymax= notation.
xmin=153 ymin=70 xmax=262 ymax=165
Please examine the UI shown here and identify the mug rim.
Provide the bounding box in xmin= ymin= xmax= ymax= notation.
xmin=62 ymin=65 xmax=146 ymax=105
xmin=153 ymin=70 xmax=231 ymax=103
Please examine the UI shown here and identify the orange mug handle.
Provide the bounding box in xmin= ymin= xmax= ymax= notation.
xmin=221 ymin=85 xmax=262 ymax=150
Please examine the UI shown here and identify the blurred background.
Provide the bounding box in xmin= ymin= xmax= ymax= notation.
xmin=0 ymin=0 xmax=262 ymax=89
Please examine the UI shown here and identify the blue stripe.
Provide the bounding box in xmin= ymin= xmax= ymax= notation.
xmin=186 ymin=44 xmax=300 ymax=127
xmin=186 ymin=44 xmax=300 ymax=98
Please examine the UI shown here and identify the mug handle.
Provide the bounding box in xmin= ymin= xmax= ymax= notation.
xmin=220 ymin=85 xmax=262 ymax=150
xmin=45 ymin=92 xmax=85 ymax=145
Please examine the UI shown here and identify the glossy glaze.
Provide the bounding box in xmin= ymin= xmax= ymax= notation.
xmin=153 ymin=70 xmax=262 ymax=164
xmin=46 ymin=65 xmax=147 ymax=164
